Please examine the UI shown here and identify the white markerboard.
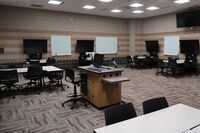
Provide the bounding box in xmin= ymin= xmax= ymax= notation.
xmin=164 ymin=36 xmax=180 ymax=56
xmin=96 ymin=37 xmax=117 ymax=54
xmin=51 ymin=35 xmax=71 ymax=56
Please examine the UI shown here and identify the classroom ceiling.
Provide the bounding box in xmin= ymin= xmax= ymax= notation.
xmin=0 ymin=0 xmax=200 ymax=18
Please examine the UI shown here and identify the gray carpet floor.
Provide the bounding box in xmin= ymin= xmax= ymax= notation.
xmin=0 ymin=68 xmax=200 ymax=133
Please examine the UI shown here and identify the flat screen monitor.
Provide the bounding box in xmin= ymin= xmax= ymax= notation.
xmin=176 ymin=10 xmax=200 ymax=28
xmin=93 ymin=53 xmax=104 ymax=68
xmin=0 ymin=48 xmax=4 ymax=54
xmin=180 ymin=40 xmax=199 ymax=54
xmin=145 ymin=40 xmax=159 ymax=53
xmin=23 ymin=39 xmax=47 ymax=54
xmin=76 ymin=40 xmax=94 ymax=53
xmin=176 ymin=12 xmax=192 ymax=28
xmin=191 ymin=10 xmax=200 ymax=27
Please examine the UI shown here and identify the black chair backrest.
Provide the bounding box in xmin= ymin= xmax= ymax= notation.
xmin=157 ymin=59 xmax=164 ymax=67
xmin=127 ymin=56 xmax=133 ymax=63
xmin=143 ymin=97 xmax=169 ymax=114
xmin=104 ymin=103 xmax=137 ymax=126
xmin=48 ymin=71 xmax=63 ymax=80
xmin=47 ymin=57 xmax=56 ymax=65
xmin=27 ymin=65 xmax=43 ymax=77
xmin=168 ymin=57 xmax=177 ymax=68
xmin=184 ymin=58 xmax=191 ymax=66
xmin=134 ymin=55 xmax=141 ymax=62
xmin=0 ymin=69 xmax=18 ymax=82
xmin=65 ymin=68 xmax=75 ymax=82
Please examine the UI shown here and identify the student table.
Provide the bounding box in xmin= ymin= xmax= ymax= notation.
xmin=94 ymin=104 xmax=200 ymax=133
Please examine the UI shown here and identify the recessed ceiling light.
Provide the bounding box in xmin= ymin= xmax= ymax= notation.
xmin=111 ymin=9 xmax=122 ymax=13
xmin=83 ymin=5 xmax=96 ymax=9
xmin=146 ymin=6 xmax=159 ymax=10
xmin=98 ymin=0 xmax=113 ymax=2
xmin=129 ymin=3 xmax=144 ymax=7
xmin=174 ymin=0 xmax=190 ymax=4
xmin=132 ymin=10 xmax=144 ymax=14
xmin=48 ymin=0 xmax=63 ymax=5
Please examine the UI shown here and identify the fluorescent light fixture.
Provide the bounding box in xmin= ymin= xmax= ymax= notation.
xmin=132 ymin=10 xmax=144 ymax=14
xmin=48 ymin=0 xmax=63 ymax=5
xmin=111 ymin=9 xmax=122 ymax=13
xmin=130 ymin=3 xmax=144 ymax=7
xmin=83 ymin=5 xmax=96 ymax=9
xmin=174 ymin=0 xmax=190 ymax=4
xmin=98 ymin=0 xmax=113 ymax=2
xmin=146 ymin=6 xmax=159 ymax=10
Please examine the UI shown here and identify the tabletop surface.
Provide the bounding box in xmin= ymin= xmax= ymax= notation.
xmin=16 ymin=65 xmax=62 ymax=73
xmin=94 ymin=104 xmax=200 ymax=133
xmin=78 ymin=65 xmax=124 ymax=74
xmin=163 ymin=59 xmax=185 ymax=64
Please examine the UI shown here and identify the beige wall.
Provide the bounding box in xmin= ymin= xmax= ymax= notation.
xmin=135 ymin=13 xmax=200 ymax=61
xmin=0 ymin=6 xmax=129 ymax=63
xmin=1 ymin=5 xmax=200 ymax=64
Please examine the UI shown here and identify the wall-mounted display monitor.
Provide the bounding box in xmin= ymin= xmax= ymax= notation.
xmin=176 ymin=9 xmax=200 ymax=28
xmin=180 ymin=40 xmax=200 ymax=54
xmin=145 ymin=40 xmax=159 ymax=53
xmin=0 ymin=48 xmax=4 ymax=54
xmin=93 ymin=53 xmax=104 ymax=68
xmin=23 ymin=39 xmax=47 ymax=54
xmin=76 ymin=40 xmax=94 ymax=53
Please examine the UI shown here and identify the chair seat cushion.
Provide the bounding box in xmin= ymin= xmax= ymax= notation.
xmin=74 ymin=77 xmax=81 ymax=83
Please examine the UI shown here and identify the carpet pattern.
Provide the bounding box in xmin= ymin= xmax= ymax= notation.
xmin=0 ymin=68 xmax=200 ymax=133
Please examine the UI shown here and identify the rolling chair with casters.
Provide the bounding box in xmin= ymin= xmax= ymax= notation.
xmin=166 ymin=57 xmax=183 ymax=78
xmin=111 ymin=58 xmax=118 ymax=68
xmin=46 ymin=70 xmax=69 ymax=92
xmin=156 ymin=59 xmax=166 ymax=75
xmin=46 ymin=57 xmax=56 ymax=66
xmin=0 ymin=69 xmax=20 ymax=98
xmin=126 ymin=56 xmax=134 ymax=69
xmin=183 ymin=59 xmax=192 ymax=76
xmin=62 ymin=68 xmax=87 ymax=109
xmin=23 ymin=65 xmax=43 ymax=91
xmin=104 ymin=103 xmax=137 ymax=126
xmin=142 ymin=97 xmax=169 ymax=114
xmin=134 ymin=55 xmax=146 ymax=69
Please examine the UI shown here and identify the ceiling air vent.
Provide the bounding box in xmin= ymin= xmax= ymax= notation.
xmin=101 ymin=8 xmax=107 ymax=11
xmin=31 ymin=4 xmax=43 ymax=8
xmin=159 ymin=6 xmax=170 ymax=9
xmin=122 ymin=6 xmax=132 ymax=10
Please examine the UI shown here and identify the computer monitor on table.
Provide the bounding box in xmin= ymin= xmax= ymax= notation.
xmin=93 ymin=53 xmax=104 ymax=68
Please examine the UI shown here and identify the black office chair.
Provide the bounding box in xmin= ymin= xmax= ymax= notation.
xmin=46 ymin=70 xmax=68 ymax=92
xmin=46 ymin=57 xmax=56 ymax=66
xmin=0 ymin=69 xmax=20 ymax=98
xmin=142 ymin=97 xmax=169 ymax=114
xmin=134 ymin=55 xmax=146 ymax=69
xmin=111 ymin=58 xmax=118 ymax=68
xmin=183 ymin=58 xmax=192 ymax=75
xmin=62 ymin=68 xmax=87 ymax=109
xmin=104 ymin=103 xmax=137 ymax=126
xmin=23 ymin=65 xmax=43 ymax=89
xmin=126 ymin=56 xmax=134 ymax=69
xmin=156 ymin=59 xmax=165 ymax=75
xmin=166 ymin=57 xmax=182 ymax=78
